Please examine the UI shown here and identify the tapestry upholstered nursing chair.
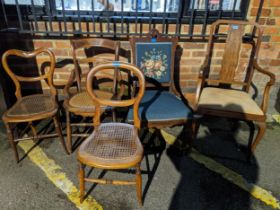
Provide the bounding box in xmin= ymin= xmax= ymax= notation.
xmin=195 ymin=20 xmax=275 ymax=158
xmin=2 ymin=48 xmax=69 ymax=162
xmin=77 ymin=62 xmax=145 ymax=206
xmin=128 ymin=29 xmax=193 ymax=149
xmin=63 ymin=38 xmax=125 ymax=153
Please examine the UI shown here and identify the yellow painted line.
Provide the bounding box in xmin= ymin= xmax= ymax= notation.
xmin=161 ymin=129 xmax=280 ymax=209
xmin=272 ymin=115 xmax=280 ymax=124
xmin=18 ymin=140 xmax=103 ymax=210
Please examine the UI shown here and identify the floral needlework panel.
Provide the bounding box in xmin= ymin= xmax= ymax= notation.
xmin=135 ymin=42 xmax=172 ymax=83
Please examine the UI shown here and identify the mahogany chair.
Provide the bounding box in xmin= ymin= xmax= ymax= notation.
xmin=1 ymin=48 xmax=68 ymax=162
xmin=63 ymin=38 xmax=125 ymax=153
xmin=195 ymin=20 xmax=275 ymax=158
xmin=128 ymin=29 xmax=193 ymax=149
xmin=77 ymin=61 xmax=145 ymax=206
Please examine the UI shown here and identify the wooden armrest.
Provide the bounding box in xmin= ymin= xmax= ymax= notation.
xmin=63 ymin=69 xmax=76 ymax=98
xmin=253 ymin=60 xmax=276 ymax=113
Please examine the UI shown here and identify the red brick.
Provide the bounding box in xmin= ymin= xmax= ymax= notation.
xmin=274 ymin=8 xmax=280 ymax=16
xmin=270 ymin=0 xmax=280 ymax=7
xmin=266 ymin=19 xmax=276 ymax=25
xmin=55 ymin=41 xmax=71 ymax=49
xmin=264 ymin=27 xmax=279 ymax=35
xmin=183 ymin=43 xmax=206 ymax=49
xmin=192 ymin=51 xmax=206 ymax=57
xmin=269 ymin=59 xmax=280 ymax=66
xmin=33 ymin=40 xmax=53 ymax=48
xmin=271 ymin=36 xmax=280 ymax=42
xmin=250 ymin=8 xmax=271 ymax=16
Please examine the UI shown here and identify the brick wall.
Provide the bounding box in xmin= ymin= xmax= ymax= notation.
xmin=1 ymin=0 xmax=279 ymax=116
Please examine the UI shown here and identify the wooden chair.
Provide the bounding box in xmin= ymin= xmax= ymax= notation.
xmin=63 ymin=38 xmax=125 ymax=153
xmin=128 ymin=29 xmax=193 ymax=149
xmin=1 ymin=48 xmax=69 ymax=163
xmin=195 ymin=20 xmax=275 ymax=158
xmin=77 ymin=61 xmax=145 ymax=206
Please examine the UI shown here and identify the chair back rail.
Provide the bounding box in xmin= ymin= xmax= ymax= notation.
xmin=2 ymin=48 xmax=57 ymax=99
xmin=86 ymin=62 xmax=145 ymax=129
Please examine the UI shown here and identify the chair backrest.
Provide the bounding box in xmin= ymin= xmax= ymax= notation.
xmin=2 ymin=48 xmax=57 ymax=100
xmin=87 ymin=61 xmax=145 ymax=129
xmin=71 ymin=38 xmax=120 ymax=91
xmin=130 ymin=29 xmax=178 ymax=92
xmin=203 ymin=20 xmax=263 ymax=92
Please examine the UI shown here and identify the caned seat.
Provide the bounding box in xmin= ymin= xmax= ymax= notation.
xmin=77 ymin=62 xmax=145 ymax=206
xmin=1 ymin=48 xmax=68 ymax=163
xmin=4 ymin=94 xmax=57 ymax=121
xmin=195 ymin=20 xmax=275 ymax=158
xmin=78 ymin=123 xmax=143 ymax=168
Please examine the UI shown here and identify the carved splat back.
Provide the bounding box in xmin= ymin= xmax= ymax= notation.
xmin=220 ymin=24 xmax=245 ymax=81
xmin=204 ymin=20 xmax=263 ymax=91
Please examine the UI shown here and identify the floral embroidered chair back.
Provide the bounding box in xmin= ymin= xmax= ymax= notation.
xmin=130 ymin=29 xmax=178 ymax=93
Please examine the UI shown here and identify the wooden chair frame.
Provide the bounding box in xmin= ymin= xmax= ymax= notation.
xmin=195 ymin=20 xmax=276 ymax=156
xmin=77 ymin=61 xmax=145 ymax=206
xmin=63 ymin=38 xmax=124 ymax=153
xmin=2 ymin=48 xmax=68 ymax=162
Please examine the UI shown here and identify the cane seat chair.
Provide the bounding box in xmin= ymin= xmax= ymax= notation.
xmin=77 ymin=61 xmax=145 ymax=206
xmin=128 ymin=29 xmax=193 ymax=148
xmin=63 ymin=38 xmax=125 ymax=153
xmin=1 ymin=48 xmax=68 ymax=162
xmin=195 ymin=20 xmax=275 ymax=157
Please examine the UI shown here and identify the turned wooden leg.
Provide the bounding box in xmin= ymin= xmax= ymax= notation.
xmin=135 ymin=164 xmax=142 ymax=207
xmin=79 ymin=162 xmax=85 ymax=203
xmin=53 ymin=115 xmax=69 ymax=155
xmin=66 ymin=111 xmax=72 ymax=153
xmin=4 ymin=121 xmax=19 ymax=163
xmin=250 ymin=121 xmax=266 ymax=154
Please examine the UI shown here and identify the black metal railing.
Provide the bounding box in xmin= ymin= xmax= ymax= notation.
xmin=0 ymin=0 xmax=263 ymax=38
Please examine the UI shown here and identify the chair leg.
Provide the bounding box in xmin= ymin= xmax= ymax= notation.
xmin=66 ymin=111 xmax=72 ymax=153
xmin=53 ymin=115 xmax=69 ymax=155
xmin=4 ymin=121 xmax=19 ymax=163
xmin=79 ymin=162 xmax=85 ymax=203
xmin=135 ymin=164 xmax=142 ymax=207
xmin=250 ymin=121 xmax=266 ymax=154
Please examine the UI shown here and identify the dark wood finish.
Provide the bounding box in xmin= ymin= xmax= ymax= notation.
xmin=63 ymin=38 xmax=125 ymax=153
xmin=77 ymin=62 xmax=145 ymax=206
xmin=1 ymin=48 xmax=69 ymax=162
xmin=129 ymin=29 xmax=194 ymax=149
xmin=195 ymin=20 xmax=276 ymax=157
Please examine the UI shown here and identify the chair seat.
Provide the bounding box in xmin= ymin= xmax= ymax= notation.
xmin=197 ymin=87 xmax=264 ymax=116
xmin=3 ymin=94 xmax=57 ymax=122
xmin=64 ymin=90 xmax=114 ymax=113
xmin=77 ymin=123 xmax=143 ymax=169
xmin=127 ymin=90 xmax=193 ymax=123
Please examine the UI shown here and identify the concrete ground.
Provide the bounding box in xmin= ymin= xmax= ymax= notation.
xmin=0 ymin=117 xmax=280 ymax=210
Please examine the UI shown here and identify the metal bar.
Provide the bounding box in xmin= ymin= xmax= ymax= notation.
xmin=0 ymin=0 xmax=9 ymax=28
xmin=253 ymin=0 xmax=264 ymax=36
xmin=121 ymin=0 xmax=124 ymax=34
xmin=77 ymin=0 xmax=82 ymax=32
xmin=175 ymin=0 xmax=182 ymax=36
xmin=161 ymin=0 xmax=167 ymax=34
xmin=202 ymin=0 xmax=209 ymax=35
xmin=148 ymin=0 xmax=153 ymax=31
xmin=135 ymin=0 xmax=139 ymax=34
xmin=91 ymin=0 xmax=96 ymax=32
xmin=188 ymin=0 xmax=196 ymax=38
xmin=106 ymin=0 xmax=110 ymax=33
xmin=231 ymin=0 xmax=238 ymax=18
xmin=45 ymin=0 xmax=53 ymax=32
xmin=61 ymin=0 xmax=67 ymax=32
xmin=15 ymin=0 xmax=24 ymax=31
xmin=30 ymin=0 xmax=39 ymax=32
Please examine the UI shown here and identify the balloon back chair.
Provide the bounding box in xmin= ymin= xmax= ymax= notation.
xmin=195 ymin=20 xmax=275 ymax=158
xmin=2 ymin=48 xmax=68 ymax=162
xmin=77 ymin=61 xmax=145 ymax=206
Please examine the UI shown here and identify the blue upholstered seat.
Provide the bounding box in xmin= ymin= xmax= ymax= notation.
xmin=127 ymin=90 xmax=193 ymax=123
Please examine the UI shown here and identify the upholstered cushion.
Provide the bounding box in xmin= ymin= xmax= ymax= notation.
xmin=127 ymin=90 xmax=193 ymax=122
xmin=198 ymin=87 xmax=264 ymax=116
